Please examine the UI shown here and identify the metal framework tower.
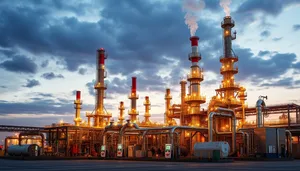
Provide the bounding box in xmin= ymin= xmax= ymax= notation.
xmin=214 ymin=16 xmax=242 ymax=108
xmin=180 ymin=80 xmax=187 ymax=126
xmin=128 ymin=77 xmax=139 ymax=123
xmin=118 ymin=101 xmax=125 ymax=124
xmin=74 ymin=91 xmax=82 ymax=126
xmin=144 ymin=96 xmax=151 ymax=124
xmin=94 ymin=48 xmax=111 ymax=127
xmin=164 ymin=88 xmax=172 ymax=125
xmin=184 ymin=36 xmax=206 ymax=127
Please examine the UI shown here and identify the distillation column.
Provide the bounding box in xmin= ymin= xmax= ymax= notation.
xmin=94 ymin=48 xmax=111 ymax=127
xmin=184 ymin=36 xmax=206 ymax=127
xmin=74 ymin=91 xmax=82 ymax=126
xmin=213 ymin=16 xmax=243 ymax=132
xmin=180 ymin=80 xmax=187 ymax=126
xmin=144 ymin=96 xmax=151 ymax=124
xmin=217 ymin=16 xmax=240 ymax=103
xmin=164 ymin=88 xmax=172 ymax=125
xmin=118 ymin=101 xmax=125 ymax=124
xmin=128 ymin=77 xmax=139 ymax=123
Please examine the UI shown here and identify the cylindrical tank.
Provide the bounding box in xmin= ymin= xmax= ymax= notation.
xmin=193 ymin=141 xmax=230 ymax=158
xmin=7 ymin=144 xmax=40 ymax=157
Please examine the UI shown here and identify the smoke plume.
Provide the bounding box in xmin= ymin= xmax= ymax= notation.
xmin=183 ymin=0 xmax=205 ymax=36
xmin=219 ymin=0 xmax=231 ymax=16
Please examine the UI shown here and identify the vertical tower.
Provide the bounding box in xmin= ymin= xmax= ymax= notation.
xmin=164 ymin=88 xmax=172 ymax=125
xmin=144 ymin=96 xmax=151 ymax=124
xmin=238 ymin=87 xmax=247 ymax=125
xmin=74 ymin=91 xmax=82 ymax=126
xmin=128 ymin=77 xmax=139 ymax=123
xmin=214 ymin=16 xmax=244 ymax=132
xmin=180 ymin=80 xmax=187 ymax=126
xmin=215 ymin=16 xmax=241 ymax=107
xmin=118 ymin=101 xmax=125 ymax=124
xmin=184 ymin=36 xmax=206 ymax=127
xmin=86 ymin=112 xmax=93 ymax=127
xmin=94 ymin=48 xmax=111 ymax=127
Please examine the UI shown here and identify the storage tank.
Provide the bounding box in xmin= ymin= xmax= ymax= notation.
xmin=194 ymin=142 xmax=230 ymax=158
xmin=7 ymin=144 xmax=40 ymax=157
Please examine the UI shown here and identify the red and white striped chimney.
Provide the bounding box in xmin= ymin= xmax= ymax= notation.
xmin=189 ymin=36 xmax=201 ymax=63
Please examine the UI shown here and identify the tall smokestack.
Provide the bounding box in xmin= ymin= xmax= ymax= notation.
xmin=185 ymin=35 xmax=206 ymax=127
xmin=189 ymin=36 xmax=201 ymax=63
xmin=118 ymin=101 xmax=125 ymax=124
xmin=94 ymin=48 xmax=111 ymax=127
xmin=180 ymin=80 xmax=187 ymax=126
xmin=164 ymin=88 xmax=172 ymax=125
xmin=144 ymin=96 xmax=151 ymax=124
xmin=221 ymin=16 xmax=236 ymax=58
xmin=128 ymin=77 xmax=139 ymax=122
xmin=74 ymin=90 xmax=82 ymax=126
xmin=132 ymin=77 xmax=137 ymax=93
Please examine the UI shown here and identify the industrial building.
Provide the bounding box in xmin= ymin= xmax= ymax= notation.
xmin=1 ymin=16 xmax=300 ymax=159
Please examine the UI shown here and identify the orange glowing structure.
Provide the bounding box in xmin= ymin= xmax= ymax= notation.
xmin=128 ymin=77 xmax=139 ymax=123
xmin=118 ymin=101 xmax=125 ymax=124
xmin=74 ymin=91 xmax=82 ymax=126
xmin=94 ymin=48 xmax=112 ymax=127
xmin=143 ymin=96 xmax=151 ymax=124
xmin=208 ymin=16 xmax=247 ymax=131
xmin=184 ymin=36 xmax=206 ymax=127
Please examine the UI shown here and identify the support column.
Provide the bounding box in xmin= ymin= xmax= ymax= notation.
xmin=288 ymin=105 xmax=291 ymax=128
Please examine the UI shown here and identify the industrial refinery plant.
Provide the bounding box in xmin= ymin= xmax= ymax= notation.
xmin=1 ymin=16 xmax=300 ymax=160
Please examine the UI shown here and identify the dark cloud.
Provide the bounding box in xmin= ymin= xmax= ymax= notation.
xmin=0 ymin=55 xmax=37 ymax=73
xmin=41 ymin=60 xmax=49 ymax=68
xmin=202 ymin=45 xmax=300 ymax=83
xmin=236 ymin=0 xmax=300 ymax=16
xmin=272 ymin=37 xmax=282 ymax=41
xmin=0 ymin=98 xmax=94 ymax=115
xmin=78 ymin=68 xmax=87 ymax=75
xmin=37 ymin=93 xmax=53 ymax=97
xmin=260 ymin=30 xmax=271 ymax=38
xmin=41 ymin=72 xmax=64 ymax=80
xmin=258 ymin=50 xmax=271 ymax=57
xmin=0 ymin=0 xmax=220 ymax=75
xmin=259 ymin=77 xmax=299 ymax=89
xmin=86 ymin=80 xmax=96 ymax=96
xmin=293 ymin=24 xmax=300 ymax=31
xmin=233 ymin=0 xmax=300 ymax=30
xmin=0 ymin=85 xmax=7 ymax=88
xmin=23 ymin=79 xmax=40 ymax=88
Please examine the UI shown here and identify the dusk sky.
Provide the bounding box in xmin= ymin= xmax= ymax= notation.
xmin=0 ymin=0 xmax=300 ymax=134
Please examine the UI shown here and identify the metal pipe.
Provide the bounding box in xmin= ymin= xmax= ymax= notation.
xmin=118 ymin=121 xmax=140 ymax=144
xmin=286 ymin=130 xmax=293 ymax=157
xmin=256 ymin=98 xmax=266 ymax=128
xmin=244 ymin=132 xmax=250 ymax=156
xmin=208 ymin=107 xmax=236 ymax=154
xmin=238 ymin=131 xmax=245 ymax=156
xmin=276 ymin=128 xmax=280 ymax=157
xmin=180 ymin=80 xmax=187 ymax=126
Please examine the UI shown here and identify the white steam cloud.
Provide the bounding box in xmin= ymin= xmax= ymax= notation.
xmin=183 ymin=0 xmax=205 ymax=36
xmin=220 ymin=0 xmax=231 ymax=16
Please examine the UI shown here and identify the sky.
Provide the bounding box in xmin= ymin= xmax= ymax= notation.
xmin=1 ymin=0 xmax=300 ymax=141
